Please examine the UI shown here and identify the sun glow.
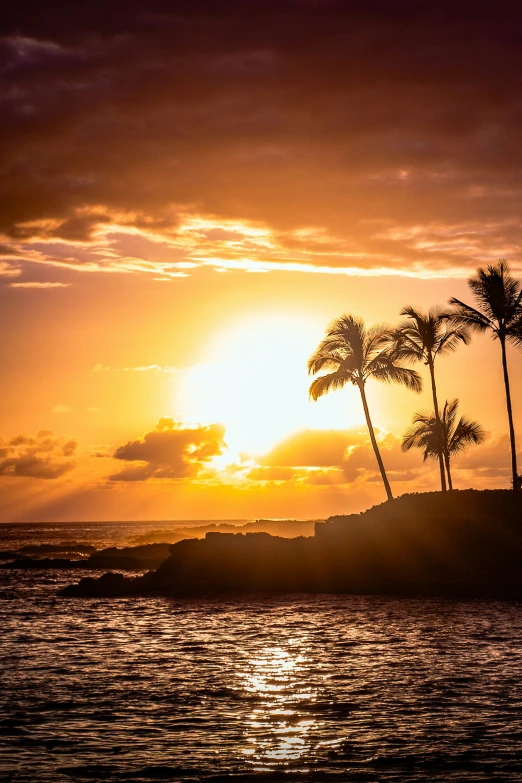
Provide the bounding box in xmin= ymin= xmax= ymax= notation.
xmin=175 ymin=313 xmax=365 ymax=459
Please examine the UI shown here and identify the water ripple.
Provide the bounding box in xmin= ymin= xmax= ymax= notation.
xmin=2 ymin=569 xmax=522 ymax=781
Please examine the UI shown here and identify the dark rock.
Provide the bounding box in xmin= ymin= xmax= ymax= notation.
xmin=86 ymin=543 xmax=172 ymax=569
xmin=86 ymin=555 xmax=141 ymax=570
xmin=59 ymin=571 xmax=153 ymax=597
xmin=153 ymin=532 xmax=329 ymax=595
xmin=1 ymin=557 xmax=83 ymax=570
xmin=59 ymin=490 xmax=522 ymax=600
xmin=2 ymin=543 xmax=173 ymax=571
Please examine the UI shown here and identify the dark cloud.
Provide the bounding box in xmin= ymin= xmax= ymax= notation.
xmin=0 ymin=429 xmax=77 ymax=478
xmin=110 ymin=417 xmax=226 ymax=481
xmin=2 ymin=2 xmax=522 ymax=278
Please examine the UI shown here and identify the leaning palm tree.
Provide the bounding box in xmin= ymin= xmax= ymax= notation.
xmin=390 ymin=307 xmax=470 ymax=491
xmin=308 ymin=314 xmax=422 ymax=502
xmin=402 ymin=399 xmax=485 ymax=490
xmin=449 ymin=260 xmax=522 ymax=491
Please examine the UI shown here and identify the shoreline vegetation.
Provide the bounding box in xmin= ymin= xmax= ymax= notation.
xmin=59 ymin=489 xmax=522 ymax=600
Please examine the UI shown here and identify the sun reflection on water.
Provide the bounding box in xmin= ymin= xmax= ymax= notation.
xmin=237 ymin=645 xmax=319 ymax=771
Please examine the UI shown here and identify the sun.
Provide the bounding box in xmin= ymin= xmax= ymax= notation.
xmin=174 ymin=312 xmax=365 ymax=458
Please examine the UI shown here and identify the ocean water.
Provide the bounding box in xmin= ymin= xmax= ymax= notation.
xmin=0 ymin=520 xmax=252 ymax=551
xmin=2 ymin=525 xmax=522 ymax=781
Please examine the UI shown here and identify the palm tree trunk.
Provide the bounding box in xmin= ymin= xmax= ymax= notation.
xmin=500 ymin=336 xmax=518 ymax=491
xmin=443 ymin=451 xmax=453 ymax=490
xmin=427 ymin=358 xmax=447 ymax=492
xmin=359 ymin=382 xmax=393 ymax=502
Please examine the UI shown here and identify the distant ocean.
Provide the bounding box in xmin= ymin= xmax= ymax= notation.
xmin=2 ymin=521 xmax=522 ymax=782
xmin=0 ymin=520 xmax=253 ymax=552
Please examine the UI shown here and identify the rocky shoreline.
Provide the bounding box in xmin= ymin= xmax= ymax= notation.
xmin=1 ymin=519 xmax=319 ymax=573
xmin=0 ymin=543 xmax=173 ymax=571
xmin=59 ymin=490 xmax=522 ymax=600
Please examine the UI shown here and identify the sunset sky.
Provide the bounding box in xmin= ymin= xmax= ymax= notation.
xmin=2 ymin=1 xmax=522 ymax=521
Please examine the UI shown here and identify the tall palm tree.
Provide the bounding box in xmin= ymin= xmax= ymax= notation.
xmin=308 ymin=314 xmax=422 ymax=502
xmin=390 ymin=307 xmax=470 ymax=491
xmin=402 ymin=399 xmax=485 ymax=490
xmin=449 ymin=260 xmax=522 ymax=491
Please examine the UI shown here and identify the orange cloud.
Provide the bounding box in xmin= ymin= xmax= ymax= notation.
xmin=2 ymin=3 xmax=522 ymax=283
xmin=259 ymin=429 xmax=356 ymax=468
xmin=110 ymin=418 xmax=226 ymax=482
xmin=0 ymin=430 xmax=77 ymax=479
xmin=9 ymin=281 xmax=71 ymax=288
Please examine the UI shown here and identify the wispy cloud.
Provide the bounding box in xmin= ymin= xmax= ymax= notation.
xmin=9 ymin=281 xmax=71 ymax=289
xmin=92 ymin=364 xmax=177 ymax=373
xmin=1 ymin=210 xmax=487 ymax=285
xmin=0 ymin=261 xmax=21 ymax=277
xmin=50 ymin=404 xmax=72 ymax=413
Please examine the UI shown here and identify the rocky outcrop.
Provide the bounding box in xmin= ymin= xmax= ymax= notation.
xmin=59 ymin=490 xmax=522 ymax=599
xmin=86 ymin=543 xmax=173 ymax=570
xmin=0 ymin=550 xmax=20 ymax=561
xmin=128 ymin=518 xmax=318 ymax=545
xmin=2 ymin=542 xmax=173 ymax=571
xmin=59 ymin=571 xmax=155 ymax=597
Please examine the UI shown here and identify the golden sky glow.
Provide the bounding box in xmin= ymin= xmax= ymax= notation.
xmin=2 ymin=3 xmax=522 ymax=520
xmin=175 ymin=313 xmax=365 ymax=456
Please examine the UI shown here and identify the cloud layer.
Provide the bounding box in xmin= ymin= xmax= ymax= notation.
xmin=110 ymin=417 xmax=226 ymax=481
xmin=0 ymin=430 xmax=77 ymax=479
xmin=2 ymin=2 xmax=522 ymax=282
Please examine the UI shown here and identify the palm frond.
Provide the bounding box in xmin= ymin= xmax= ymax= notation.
xmin=368 ymin=359 xmax=423 ymax=392
xmin=396 ymin=305 xmax=469 ymax=364
xmin=309 ymin=312 xmax=421 ymax=416
xmin=443 ymin=398 xmax=459 ymax=433
xmin=448 ymin=417 xmax=485 ymax=453
xmin=326 ymin=315 xmax=365 ymax=349
xmin=401 ymin=416 xmax=431 ymax=450
xmin=308 ymin=371 xmax=351 ymax=401
xmin=505 ymin=311 xmax=522 ymax=349
xmin=453 ymin=261 xmax=522 ymax=335
xmin=401 ymin=417 xmax=439 ymax=461
xmin=389 ymin=329 xmax=425 ymax=362
xmin=468 ymin=260 xmax=521 ymax=324
xmin=398 ymin=309 xmax=437 ymax=354
xmin=307 ymin=348 xmax=344 ymax=375
xmin=402 ymin=399 xmax=483 ymax=470
xmin=435 ymin=326 xmax=471 ymax=356
xmin=410 ymin=410 xmax=433 ymax=426
xmin=365 ymin=323 xmax=394 ymax=357
xmin=448 ymin=298 xmax=495 ymax=333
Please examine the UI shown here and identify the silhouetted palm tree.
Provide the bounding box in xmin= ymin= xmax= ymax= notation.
xmin=390 ymin=307 xmax=470 ymax=491
xmin=402 ymin=399 xmax=485 ymax=490
xmin=308 ymin=314 xmax=422 ymax=502
xmin=450 ymin=260 xmax=522 ymax=491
